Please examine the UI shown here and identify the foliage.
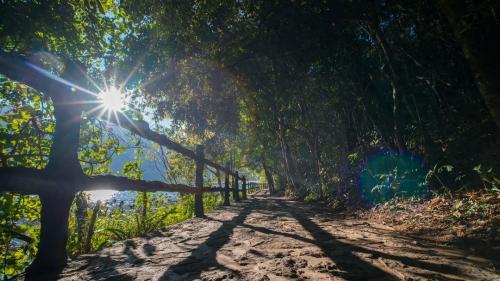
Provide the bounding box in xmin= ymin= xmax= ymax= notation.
xmin=67 ymin=192 xmax=223 ymax=255
xmin=360 ymin=152 xmax=428 ymax=204
xmin=123 ymin=0 xmax=500 ymax=204
xmin=0 ymin=0 xmax=132 ymax=67
xmin=0 ymin=77 xmax=48 ymax=279
xmin=0 ymin=77 xmax=54 ymax=168
xmin=0 ymin=194 xmax=40 ymax=278
xmin=473 ymin=165 xmax=500 ymax=194
xmin=79 ymin=120 xmax=123 ymax=175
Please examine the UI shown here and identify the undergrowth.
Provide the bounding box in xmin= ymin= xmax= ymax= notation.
xmin=67 ymin=193 xmax=224 ymax=257
xmin=362 ymin=189 xmax=500 ymax=244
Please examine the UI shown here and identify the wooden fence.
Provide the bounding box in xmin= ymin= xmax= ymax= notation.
xmin=0 ymin=51 xmax=267 ymax=277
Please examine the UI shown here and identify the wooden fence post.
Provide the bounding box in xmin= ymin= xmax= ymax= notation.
xmin=242 ymin=176 xmax=247 ymax=200
xmin=194 ymin=145 xmax=204 ymax=217
xmin=223 ymin=162 xmax=231 ymax=206
xmin=233 ymin=171 xmax=240 ymax=202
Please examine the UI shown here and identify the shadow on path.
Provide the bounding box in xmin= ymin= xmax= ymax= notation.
xmin=159 ymin=203 xmax=253 ymax=280
xmin=276 ymin=199 xmax=468 ymax=280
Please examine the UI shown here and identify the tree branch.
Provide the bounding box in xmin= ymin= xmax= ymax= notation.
xmin=0 ymin=167 xmax=52 ymax=195
xmin=0 ymin=168 xmax=226 ymax=195
xmin=85 ymin=175 xmax=203 ymax=193
xmin=103 ymin=114 xmax=237 ymax=176
xmin=0 ymin=51 xmax=95 ymax=100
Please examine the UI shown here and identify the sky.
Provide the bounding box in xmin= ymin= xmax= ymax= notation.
xmin=88 ymin=126 xmax=167 ymax=201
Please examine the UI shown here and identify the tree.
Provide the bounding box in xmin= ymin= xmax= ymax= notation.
xmin=437 ymin=0 xmax=500 ymax=128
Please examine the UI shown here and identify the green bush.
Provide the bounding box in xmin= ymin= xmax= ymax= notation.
xmin=68 ymin=192 xmax=224 ymax=255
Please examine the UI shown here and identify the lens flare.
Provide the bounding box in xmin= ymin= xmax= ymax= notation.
xmin=359 ymin=151 xmax=428 ymax=204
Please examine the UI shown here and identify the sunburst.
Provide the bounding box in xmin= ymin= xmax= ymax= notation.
xmin=98 ymin=86 xmax=128 ymax=112
xmin=26 ymin=53 xmax=144 ymax=131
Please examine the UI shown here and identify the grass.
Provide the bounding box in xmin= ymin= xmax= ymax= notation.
xmin=68 ymin=192 xmax=225 ymax=256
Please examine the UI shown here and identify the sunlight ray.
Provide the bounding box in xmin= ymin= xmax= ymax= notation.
xmin=101 ymin=74 xmax=109 ymax=92
xmin=26 ymin=62 xmax=98 ymax=97
xmin=66 ymin=100 xmax=101 ymax=105
xmin=120 ymin=113 xmax=146 ymax=135
xmin=106 ymin=108 xmax=112 ymax=123
xmin=96 ymin=105 xmax=108 ymax=119
xmin=84 ymin=104 xmax=106 ymax=116
xmin=79 ymin=70 xmax=104 ymax=94
xmin=119 ymin=53 xmax=147 ymax=92
xmin=113 ymin=111 xmax=121 ymax=127
xmin=135 ymin=70 xmax=171 ymax=90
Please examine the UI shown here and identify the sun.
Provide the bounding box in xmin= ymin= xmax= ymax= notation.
xmin=98 ymin=86 xmax=127 ymax=112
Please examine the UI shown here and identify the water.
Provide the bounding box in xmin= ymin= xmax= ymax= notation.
xmin=88 ymin=189 xmax=118 ymax=202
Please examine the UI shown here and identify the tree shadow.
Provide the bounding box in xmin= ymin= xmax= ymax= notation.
xmin=442 ymin=236 xmax=500 ymax=264
xmin=86 ymin=255 xmax=135 ymax=281
xmin=142 ymin=243 xmax=156 ymax=257
xmin=276 ymin=200 xmax=470 ymax=280
xmin=62 ymin=239 xmax=144 ymax=281
xmin=22 ymin=267 xmax=65 ymax=281
xmin=158 ymin=203 xmax=253 ymax=280
xmin=51 ymin=253 xmax=135 ymax=281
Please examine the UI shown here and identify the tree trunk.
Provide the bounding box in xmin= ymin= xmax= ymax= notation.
xmin=336 ymin=115 xmax=351 ymax=202
xmin=26 ymin=64 xmax=85 ymax=279
xmin=223 ymin=163 xmax=231 ymax=206
xmin=216 ymin=169 xmax=224 ymax=197
xmin=303 ymin=108 xmax=324 ymax=198
xmin=194 ymin=145 xmax=204 ymax=217
xmin=242 ymin=176 xmax=247 ymax=200
xmin=140 ymin=191 xmax=148 ymax=232
xmin=84 ymin=200 xmax=101 ymax=253
xmin=437 ymin=0 xmax=500 ymax=129
xmin=277 ymin=172 xmax=287 ymax=191
xmin=232 ymin=171 xmax=240 ymax=202
xmin=367 ymin=19 xmax=405 ymax=151
xmin=74 ymin=193 xmax=88 ymax=254
xmin=262 ymin=161 xmax=275 ymax=194
xmin=311 ymin=140 xmax=324 ymax=198
xmin=276 ymin=119 xmax=301 ymax=195
xmin=26 ymin=191 xmax=75 ymax=280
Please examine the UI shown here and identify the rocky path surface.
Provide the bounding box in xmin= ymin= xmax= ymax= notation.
xmin=59 ymin=194 xmax=499 ymax=281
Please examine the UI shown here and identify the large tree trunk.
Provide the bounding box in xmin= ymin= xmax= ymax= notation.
xmin=437 ymin=0 xmax=500 ymax=129
xmin=26 ymin=191 xmax=75 ymax=280
xmin=26 ymin=62 xmax=85 ymax=279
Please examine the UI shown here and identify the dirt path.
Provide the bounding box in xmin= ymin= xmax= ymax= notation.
xmin=59 ymin=195 xmax=499 ymax=281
